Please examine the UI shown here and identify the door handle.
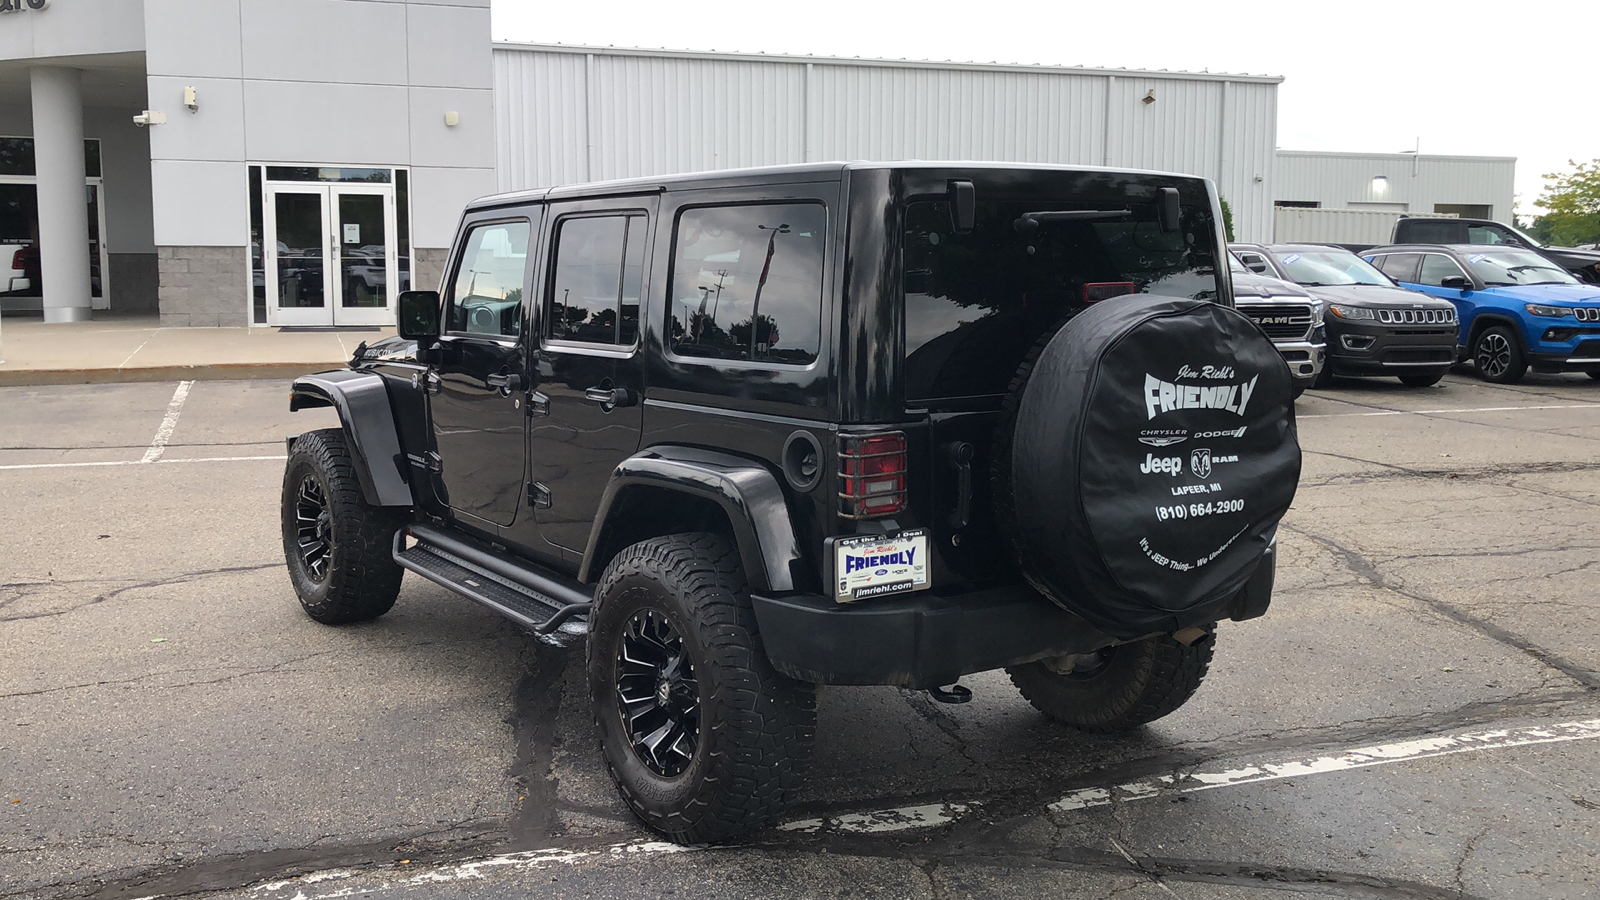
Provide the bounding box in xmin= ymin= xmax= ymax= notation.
xmin=584 ymin=385 xmax=637 ymax=412
xmin=486 ymin=372 xmax=525 ymax=396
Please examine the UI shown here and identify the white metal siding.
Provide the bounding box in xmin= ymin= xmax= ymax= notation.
xmin=493 ymin=45 xmax=1281 ymax=240
xmin=1274 ymin=151 xmax=1516 ymax=227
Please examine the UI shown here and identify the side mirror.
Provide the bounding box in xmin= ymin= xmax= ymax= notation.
xmin=948 ymin=180 xmax=976 ymax=234
xmin=1440 ymin=275 xmax=1471 ymax=290
xmin=398 ymin=290 xmax=441 ymax=340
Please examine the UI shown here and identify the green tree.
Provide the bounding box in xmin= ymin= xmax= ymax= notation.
xmin=1536 ymin=160 xmax=1600 ymax=247
xmin=1219 ymin=197 xmax=1236 ymax=242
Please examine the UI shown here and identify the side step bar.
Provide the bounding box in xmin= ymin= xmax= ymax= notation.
xmin=392 ymin=523 xmax=593 ymax=635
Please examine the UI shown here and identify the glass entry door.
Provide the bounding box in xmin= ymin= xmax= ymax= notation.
xmin=264 ymin=184 xmax=396 ymax=326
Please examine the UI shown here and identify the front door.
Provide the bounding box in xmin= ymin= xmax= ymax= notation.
xmin=428 ymin=214 xmax=539 ymax=533
xmin=527 ymin=202 xmax=654 ymax=557
xmin=265 ymin=184 xmax=397 ymax=326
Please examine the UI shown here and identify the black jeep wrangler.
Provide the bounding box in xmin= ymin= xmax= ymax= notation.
xmin=281 ymin=163 xmax=1301 ymax=844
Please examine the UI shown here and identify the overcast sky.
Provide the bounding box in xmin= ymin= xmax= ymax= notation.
xmin=492 ymin=0 xmax=1593 ymax=218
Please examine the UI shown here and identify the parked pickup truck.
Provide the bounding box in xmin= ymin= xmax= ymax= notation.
xmin=1345 ymin=217 xmax=1600 ymax=284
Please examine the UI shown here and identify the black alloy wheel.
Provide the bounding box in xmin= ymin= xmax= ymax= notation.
xmin=1473 ymin=326 xmax=1527 ymax=384
xmin=615 ymin=609 xmax=700 ymax=778
xmin=280 ymin=428 xmax=407 ymax=625
xmin=588 ymin=532 xmax=817 ymax=844
xmin=294 ymin=475 xmax=334 ymax=583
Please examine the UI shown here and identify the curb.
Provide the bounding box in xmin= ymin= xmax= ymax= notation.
xmin=0 ymin=361 xmax=345 ymax=387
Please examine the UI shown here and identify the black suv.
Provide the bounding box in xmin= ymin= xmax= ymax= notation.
xmin=280 ymin=163 xmax=1302 ymax=844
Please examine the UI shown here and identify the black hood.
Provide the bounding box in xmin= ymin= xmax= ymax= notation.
xmin=1296 ymin=283 xmax=1455 ymax=309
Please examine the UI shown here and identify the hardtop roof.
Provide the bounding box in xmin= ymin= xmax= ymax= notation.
xmin=466 ymin=161 xmax=1211 ymax=211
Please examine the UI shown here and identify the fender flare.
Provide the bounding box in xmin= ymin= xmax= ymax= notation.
xmin=1465 ymin=311 xmax=1525 ymax=350
xmin=289 ymin=370 xmax=414 ymax=508
xmin=580 ymin=446 xmax=801 ymax=593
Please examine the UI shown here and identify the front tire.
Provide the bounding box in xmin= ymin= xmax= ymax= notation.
xmin=281 ymin=428 xmax=407 ymax=624
xmin=1473 ymin=326 xmax=1527 ymax=384
xmin=1007 ymin=632 xmax=1214 ymax=732
xmin=588 ymin=533 xmax=817 ymax=844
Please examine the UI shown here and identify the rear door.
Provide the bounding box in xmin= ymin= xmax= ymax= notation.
xmin=428 ymin=212 xmax=538 ymax=533
xmin=526 ymin=197 xmax=656 ymax=560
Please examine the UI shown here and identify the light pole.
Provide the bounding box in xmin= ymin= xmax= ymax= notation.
xmin=749 ymin=224 xmax=789 ymax=358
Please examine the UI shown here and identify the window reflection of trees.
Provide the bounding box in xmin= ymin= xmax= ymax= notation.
xmin=669 ymin=204 xmax=826 ymax=365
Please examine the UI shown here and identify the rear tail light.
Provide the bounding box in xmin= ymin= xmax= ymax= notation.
xmin=838 ymin=432 xmax=907 ymax=519
xmin=11 ymin=248 xmax=23 ymax=270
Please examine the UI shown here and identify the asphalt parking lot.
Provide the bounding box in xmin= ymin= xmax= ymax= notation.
xmin=4 ymin=371 xmax=1600 ymax=900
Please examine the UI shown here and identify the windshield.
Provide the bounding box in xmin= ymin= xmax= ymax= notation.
xmin=1464 ymin=250 xmax=1578 ymax=286
xmin=1270 ymin=249 xmax=1393 ymax=287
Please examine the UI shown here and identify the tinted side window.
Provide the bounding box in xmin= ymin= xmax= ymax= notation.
xmin=547 ymin=215 xmax=646 ymax=346
xmin=667 ymin=203 xmax=827 ymax=366
xmin=1404 ymin=220 xmax=1460 ymax=244
xmin=447 ymin=221 xmax=531 ymax=337
xmin=1418 ymin=253 xmax=1467 ymax=286
xmin=1466 ymin=224 xmax=1520 ymax=246
xmin=1377 ymin=253 xmax=1421 ymax=282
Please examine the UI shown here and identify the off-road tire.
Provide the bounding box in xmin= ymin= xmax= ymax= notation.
xmin=281 ymin=428 xmax=407 ymax=624
xmin=1007 ymin=632 xmax=1215 ymax=732
xmin=1473 ymin=325 xmax=1527 ymax=384
xmin=588 ymin=533 xmax=817 ymax=844
xmin=1399 ymin=370 xmax=1447 ymax=387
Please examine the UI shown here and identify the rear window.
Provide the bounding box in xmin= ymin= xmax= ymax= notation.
xmin=903 ymin=191 xmax=1220 ymax=402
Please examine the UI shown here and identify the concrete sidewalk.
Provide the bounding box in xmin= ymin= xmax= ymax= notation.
xmin=0 ymin=313 xmax=392 ymax=385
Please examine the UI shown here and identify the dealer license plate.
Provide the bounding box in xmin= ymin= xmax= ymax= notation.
xmin=832 ymin=530 xmax=930 ymax=603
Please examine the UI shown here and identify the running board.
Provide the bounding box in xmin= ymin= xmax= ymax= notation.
xmin=393 ymin=523 xmax=592 ymax=635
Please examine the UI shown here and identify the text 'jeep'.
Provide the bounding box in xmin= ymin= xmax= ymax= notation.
xmin=281 ymin=163 xmax=1302 ymax=843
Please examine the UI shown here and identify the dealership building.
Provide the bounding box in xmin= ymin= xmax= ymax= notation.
xmin=0 ymin=0 xmax=1513 ymax=328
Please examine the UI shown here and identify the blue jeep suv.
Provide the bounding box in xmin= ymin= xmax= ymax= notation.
xmin=1364 ymin=244 xmax=1600 ymax=384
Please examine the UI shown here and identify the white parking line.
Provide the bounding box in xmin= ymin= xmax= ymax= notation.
xmin=1050 ymin=717 xmax=1600 ymax=814
xmin=1300 ymin=403 xmax=1600 ymax=420
xmin=140 ymin=380 xmax=195 ymax=463
xmin=779 ymin=801 xmax=972 ymax=834
xmin=251 ymin=841 xmax=690 ymax=898
xmin=0 ymin=455 xmax=284 ymax=472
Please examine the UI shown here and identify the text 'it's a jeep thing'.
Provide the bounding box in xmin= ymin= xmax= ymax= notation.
xmin=280 ymin=162 xmax=1303 ymax=844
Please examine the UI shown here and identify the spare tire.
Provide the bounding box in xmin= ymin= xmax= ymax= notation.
xmin=996 ymin=294 xmax=1301 ymax=641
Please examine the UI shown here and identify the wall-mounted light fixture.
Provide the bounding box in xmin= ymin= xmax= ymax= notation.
xmin=444 ymin=111 xmax=460 ymax=127
xmin=132 ymin=110 xmax=167 ymax=127
xmin=183 ymin=86 xmax=198 ymax=113
xmin=1141 ymin=89 xmax=1156 ymax=105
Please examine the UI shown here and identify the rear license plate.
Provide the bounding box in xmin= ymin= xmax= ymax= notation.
xmin=832 ymin=530 xmax=930 ymax=603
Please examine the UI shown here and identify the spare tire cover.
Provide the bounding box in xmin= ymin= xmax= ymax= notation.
xmin=1007 ymin=294 xmax=1301 ymax=640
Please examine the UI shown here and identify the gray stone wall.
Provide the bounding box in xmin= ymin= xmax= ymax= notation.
xmin=158 ymin=246 xmax=249 ymax=327
xmin=414 ymin=247 xmax=450 ymax=295
xmin=109 ymin=253 xmax=159 ymax=314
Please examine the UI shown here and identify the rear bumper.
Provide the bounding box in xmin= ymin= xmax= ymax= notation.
xmin=751 ymin=545 xmax=1276 ymax=689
